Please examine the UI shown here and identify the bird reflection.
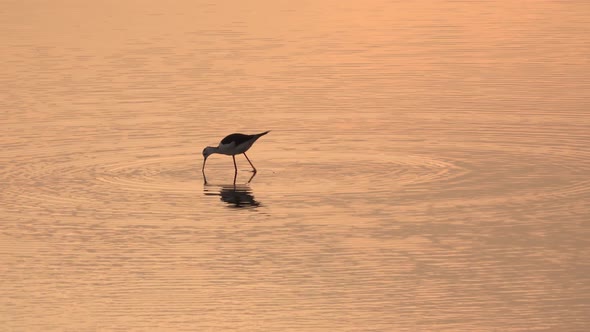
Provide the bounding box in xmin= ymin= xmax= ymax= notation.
xmin=203 ymin=173 xmax=261 ymax=209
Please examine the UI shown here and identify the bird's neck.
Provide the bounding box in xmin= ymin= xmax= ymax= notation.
xmin=208 ymin=146 xmax=221 ymax=154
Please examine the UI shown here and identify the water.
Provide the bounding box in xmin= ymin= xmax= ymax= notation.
xmin=2 ymin=1 xmax=589 ymax=331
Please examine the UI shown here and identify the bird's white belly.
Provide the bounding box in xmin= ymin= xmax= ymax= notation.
xmin=218 ymin=140 xmax=254 ymax=155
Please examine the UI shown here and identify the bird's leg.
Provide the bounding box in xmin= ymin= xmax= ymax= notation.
xmin=243 ymin=153 xmax=257 ymax=173
xmin=247 ymin=171 xmax=256 ymax=184
xmin=232 ymin=155 xmax=238 ymax=176
xmin=232 ymin=155 xmax=238 ymax=185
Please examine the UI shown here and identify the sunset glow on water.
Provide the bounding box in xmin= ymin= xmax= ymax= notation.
xmin=1 ymin=1 xmax=589 ymax=331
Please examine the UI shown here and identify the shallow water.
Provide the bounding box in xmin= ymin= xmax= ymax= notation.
xmin=1 ymin=1 xmax=589 ymax=331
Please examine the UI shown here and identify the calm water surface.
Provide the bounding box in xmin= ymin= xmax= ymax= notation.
xmin=1 ymin=1 xmax=589 ymax=331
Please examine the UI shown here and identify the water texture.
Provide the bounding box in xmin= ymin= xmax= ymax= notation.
xmin=1 ymin=1 xmax=589 ymax=331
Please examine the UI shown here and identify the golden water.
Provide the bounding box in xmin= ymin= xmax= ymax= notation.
xmin=1 ymin=1 xmax=589 ymax=331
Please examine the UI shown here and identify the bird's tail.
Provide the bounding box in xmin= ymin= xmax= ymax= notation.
xmin=257 ymin=130 xmax=271 ymax=138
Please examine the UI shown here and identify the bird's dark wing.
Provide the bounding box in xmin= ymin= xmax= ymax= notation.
xmin=221 ymin=131 xmax=270 ymax=146
xmin=221 ymin=133 xmax=254 ymax=146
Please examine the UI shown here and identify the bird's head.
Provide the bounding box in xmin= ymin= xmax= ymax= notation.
xmin=202 ymin=146 xmax=215 ymax=160
xmin=202 ymin=146 xmax=216 ymax=175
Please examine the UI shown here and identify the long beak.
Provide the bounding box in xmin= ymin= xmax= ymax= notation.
xmin=202 ymin=156 xmax=208 ymax=184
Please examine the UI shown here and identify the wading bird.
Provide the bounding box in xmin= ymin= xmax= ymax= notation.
xmin=202 ymin=131 xmax=270 ymax=181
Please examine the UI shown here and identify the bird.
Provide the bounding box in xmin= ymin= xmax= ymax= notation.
xmin=202 ymin=131 xmax=270 ymax=178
